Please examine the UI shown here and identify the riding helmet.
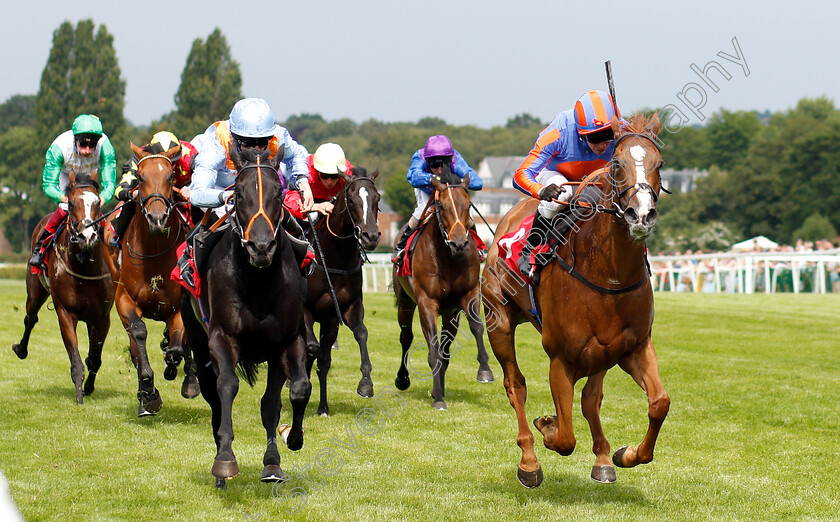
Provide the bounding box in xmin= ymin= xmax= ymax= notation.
xmin=228 ymin=98 xmax=278 ymax=138
xmin=574 ymin=90 xmax=620 ymax=135
xmin=313 ymin=143 xmax=348 ymax=174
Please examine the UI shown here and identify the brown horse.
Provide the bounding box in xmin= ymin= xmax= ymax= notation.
xmin=303 ymin=166 xmax=381 ymax=416
xmin=393 ymin=167 xmax=494 ymax=410
xmin=12 ymin=170 xmax=115 ymax=404
xmin=111 ymin=142 xmax=200 ymax=416
xmin=180 ymin=146 xmax=311 ymax=488
xmin=481 ymin=114 xmax=670 ymax=487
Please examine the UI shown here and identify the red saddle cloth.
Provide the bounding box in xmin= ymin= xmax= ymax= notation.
xmin=496 ymin=215 xmax=551 ymax=284
xmin=170 ymin=242 xmax=201 ymax=299
xmin=396 ymin=228 xmax=487 ymax=278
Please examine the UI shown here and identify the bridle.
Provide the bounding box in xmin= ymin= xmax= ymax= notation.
xmin=607 ymin=132 xmax=666 ymax=218
xmin=65 ymin=183 xmax=104 ymax=245
xmin=135 ymin=154 xmax=176 ymax=223
xmin=325 ymin=176 xmax=378 ymax=242
xmin=433 ymin=183 xmax=470 ymax=248
xmin=230 ymin=160 xmax=282 ymax=246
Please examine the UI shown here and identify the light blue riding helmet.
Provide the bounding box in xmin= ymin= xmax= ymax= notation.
xmin=228 ymin=98 xmax=279 ymax=138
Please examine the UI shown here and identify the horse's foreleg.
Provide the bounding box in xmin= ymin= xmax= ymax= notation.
xmin=460 ymin=289 xmax=494 ymax=383
xmin=343 ymin=299 xmax=374 ymax=399
xmin=614 ymin=338 xmax=670 ymax=469
xmin=283 ymin=335 xmax=311 ymax=452
xmin=315 ymin=319 xmax=339 ymax=416
xmin=581 ymin=371 xmax=616 ymax=483
xmin=82 ymin=312 xmax=111 ymax=397
xmin=394 ymin=288 xmax=416 ymax=392
xmin=209 ymin=330 xmax=240 ymax=482
xmin=260 ymin=352 xmax=287 ymax=482
xmin=484 ymin=292 xmax=541 ymax=487
xmin=536 ymin=357 xmax=576 ymax=456
xmin=117 ymin=289 xmax=160 ymax=416
xmin=12 ymin=275 xmax=49 ymax=359
xmin=416 ymin=296 xmax=444 ymax=409
xmin=163 ymin=314 xmax=185 ymax=381
xmin=302 ymin=309 xmax=319 ymax=376
xmin=55 ymin=307 xmax=85 ymax=405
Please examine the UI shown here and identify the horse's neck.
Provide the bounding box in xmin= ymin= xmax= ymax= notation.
xmin=573 ymin=211 xmax=647 ymax=281
xmin=57 ymin=231 xmax=109 ymax=272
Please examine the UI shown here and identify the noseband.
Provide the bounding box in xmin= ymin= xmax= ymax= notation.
xmin=65 ymin=184 xmax=103 ymax=244
xmin=231 ymin=161 xmax=280 ymax=245
xmin=608 ymin=132 xmax=665 ymax=218
xmin=326 ymin=176 xmax=377 ymax=241
xmin=136 ymin=154 xmax=175 ymax=221
xmin=433 ymin=184 xmax=469 ymax=248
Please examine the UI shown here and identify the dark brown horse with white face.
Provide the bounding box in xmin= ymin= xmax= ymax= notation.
xmin=111 ymin=142 xmax=199 ymax=416
xmin=482 ymin=114 xmax=669 ymax=488
xmin=180 ymin=146 xmax=311 ymax=488
xmin=12 ymin=170 xmax=115 ymax=404
xmin=303 ymin=166 xmax=381 ymax=416
xmin=393 ymin=166 xmax=494 ymax=410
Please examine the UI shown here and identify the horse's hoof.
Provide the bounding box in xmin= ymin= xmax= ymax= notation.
xmin=432 ymin=400 xmax=447 ymax=410
xmin=394 ymin=375 xmax=410 ymax=391
xmin=212 ymin=459 xmax=239 ymax=480
xmin=612 ymin=446 xmax=629 ymax=468
xmin=215 ymin=478 xmax=226 ymax=489
xmin=163 ymin=364 xmax=178 ymax=381
xmin=138 ymin=392 xmax=163 ymax=417
xmin=476 ymin=369 xmax=495 ymax=383
xmin=278 ymin=424 xmax=291 ymax=445
xmin=317 ymin=405 xmax=330 ymax=417
xmin=517 ymin=466 xmax=543 ymax=488
xmin=260 ymin=465 xmax=287 ymax=482
xmin=591 ymin=465 xmax=617 ymax=483
xmin=181 ymin=381 xmax=201 ymax=399
xmin=12 ymin=343 xmax=27 ymax=360
xmin=83 ymin=382 xmax=95 ymax=396
xmin=357 ymin=379 xmax=374 ymax=398
xmin=279 ymin=424 xmax=304 ymax=450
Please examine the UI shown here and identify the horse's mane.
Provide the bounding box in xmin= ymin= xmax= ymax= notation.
xmin=349 ymin=166 xmax=369 ymax=178
xmin=617 ymin=113 xmax=661 ymax=142
xmin=66 ymin=175 xmax=101 ymax=194
xmin=435 ymin=166 xmax=461 ymax=186
xmin=237 ymin=147 xmax=272 ymax=165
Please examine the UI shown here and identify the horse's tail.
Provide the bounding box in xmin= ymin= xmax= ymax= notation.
xmin=236 ymin=360 xmax=260 ymax=387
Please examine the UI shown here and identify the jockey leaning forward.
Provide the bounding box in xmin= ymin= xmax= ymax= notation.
xmin=110 ymin=131 xmax=199 ymax=249
xmin=29 ymin=114 xmax=116 ymax=269
xmin=284 ymin=142 xmax=354 ymax=220
xmin=513 ymin=89 xmax=624 ymax=282
xmin=176 ymin=97 xmax=314 ymax=288
xmin=392 ymin=134 xmax=485 ymax=267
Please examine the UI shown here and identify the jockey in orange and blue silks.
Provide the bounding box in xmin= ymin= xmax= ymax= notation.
xmin=514 ymin=90 xmax=624 ymax=281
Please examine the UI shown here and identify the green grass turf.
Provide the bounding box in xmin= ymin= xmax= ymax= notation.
xmin=0 ymin=279 xmax=838 ymax=521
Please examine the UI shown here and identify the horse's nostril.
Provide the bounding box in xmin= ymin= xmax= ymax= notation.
xmin=624 ymin=208 xmax=638 ymax=222
xmin=644 ymin=209 xmax=658 ymax=226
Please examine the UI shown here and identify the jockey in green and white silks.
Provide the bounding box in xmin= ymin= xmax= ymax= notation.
xmin=28 ymin=114 xmax=117 ymax=268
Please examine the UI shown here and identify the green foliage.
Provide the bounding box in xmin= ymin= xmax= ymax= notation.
xmin=172 ymin=28 xmax=242 ymax=140
xmin=0 ymin=127 xmax=52 ymax=252
xmin=35 ymin=20 xmax=126 ymax=146
xmin=0 ymin=95 xmax=36 ymax=133
xmin=505 ymin=112 xmax=544 ymax=128
xmin=383 ymin=168 xmax=415 ymax=223
xmin=793 ymin=213 xmax=838 ymax=242
xmin=705 ymin=109 xmax=763 ymax=171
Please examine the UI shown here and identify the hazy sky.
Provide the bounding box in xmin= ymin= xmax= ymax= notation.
xmin=4 ymin=1 xmax=833 ymax=129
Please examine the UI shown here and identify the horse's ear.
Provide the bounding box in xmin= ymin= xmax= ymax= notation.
xmin=461 ymin=172 xmax=470 ymax=188
xmin=228 ymin=141 xmax=244 ymax=171
xmin=68 ymin=170 xmax=76 ymax=186
xmin=269 ymin=144 xmax=286 ymax=170
xmin=338 ymin=169 xmax=352 ymax=183
xmin=370 ymin=168 xmax=379 ymax=181
xmin=430 ymin=174 xmax=446 ymax=192
xmin=647 ymin=112 xmax=661 ymax=136
xmin=611 ymin=114 xmax=621 ymax=136
xmin=89 ymin=167 xmax=98 ymax=183
xmin=130 ymin=141 xmax=145 ymax=158
xmin=164 ymin=143 xmax=180 ymax=160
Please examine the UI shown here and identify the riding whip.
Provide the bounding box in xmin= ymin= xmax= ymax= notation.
xmin=605 ymin=60 xmax=618 ymax=116
xmin=306 ymin=210 xmax=344 ymax=327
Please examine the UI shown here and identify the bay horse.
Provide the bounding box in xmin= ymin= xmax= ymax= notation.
xmin=303 ymin=166 xmax=382 ymax=416
xmin=12 ymin=170 xmax=115 ymax=404
xmin=393 ymin=167 xmax=494 ymax=410
xmin=481 ymin=114 xmax=670 ymax=487
xmin=111 ymin=142 xmax=199 ymax=417
xmin=180 ymin=145 xmax=311 ymax=488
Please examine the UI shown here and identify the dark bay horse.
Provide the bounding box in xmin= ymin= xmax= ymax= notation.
xmin=303 ymin=166 xmax=382 ymax=416
xmin=393 ymin=167 xmax=494 ymax=410
xmin=180 ymin=146 xmax=311 ymax=488
xmin=12 ymin=170 xmax=115 ymax=404
xmin=111 ymin=142 xmax=199 ymax=416
xmin=481 ymin=114 xmax=670 ymax=487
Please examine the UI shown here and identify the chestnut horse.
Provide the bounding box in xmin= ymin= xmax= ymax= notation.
xmin=12 ymin=170 xmax=115 ymax=404
xmin=482 ymin=114 xmax=670 ymax=487
xmin=303 ymin=166 xmax=381 ymax=416
xmin=180 ymin=146 xmax=311 ymax=488
xmin=393 ymin=167 xmax=494 ymax=410
xmin=111 ymin=142 xmax=200 ymax=416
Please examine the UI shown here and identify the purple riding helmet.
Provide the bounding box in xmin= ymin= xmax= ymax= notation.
xmin=422 ymin=135 xmax=456 ymax=169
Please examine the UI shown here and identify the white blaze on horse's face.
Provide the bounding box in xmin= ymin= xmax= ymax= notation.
xmin=79 ymin=191 xmax=100 ymax=242
xmin=629 ymin=145 xmax=654 ymax=215
xmin=358 ymin=186 xmax=370 ymax=224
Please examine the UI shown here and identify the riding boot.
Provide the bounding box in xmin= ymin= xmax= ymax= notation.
xmin=110 ymin=202 xmax=137 ymax=249
xmin=281 ymin=211 xmax=315 ymax=277
xmin=469 ymin=223 xmax=488 ymax=262
xmin=392 ymin=225 xmax=415 ymax=268
xmin=517 ymin=212 xmax=553 ymax=284
xmin=28 ymin=227 xmax=51 ymax=268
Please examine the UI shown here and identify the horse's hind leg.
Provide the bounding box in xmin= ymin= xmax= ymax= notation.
xmin=283 ymin=335 xmax=312 ymax=452
xmin=315 ymin=318 xmax=339 ymax=416
xmin=165 ymin=313 xmax=200 ymax=398
xmin=260 ymin=354 xmax=288 ymax=482
xmin=613 ymin=338 xmax=670 ymax=469
xmin=581 ymin=371 xmax=616 ymax=483
xmin=82 ymin=314 xmax=111 ymax=397
xmin=12 ymin=274 xmax=49 ymax=359
xmin=343 ymin=299 xmax=374 ymax=399
xmin=55 ymin=308 xmax=85 ymax=404
xmin=460 ymin=289 xmax=494 ymax=383
xmin=394 ymin=283 xmax=416 ymax=392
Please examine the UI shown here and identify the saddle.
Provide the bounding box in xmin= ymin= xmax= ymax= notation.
xmin=31 ymin=220 xmax=68 ymax=276
xmin=396 ymin=223 xmax=487 ymax=278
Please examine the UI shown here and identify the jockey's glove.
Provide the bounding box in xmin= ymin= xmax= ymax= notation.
xmin=538 ymin=184 xmax=563 ymax=201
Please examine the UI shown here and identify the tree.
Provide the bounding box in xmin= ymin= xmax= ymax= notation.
xmin=173 ymin=28 xmax=242 ymax=140
xmin=705 ymin=109 xmax=763 ymax=171
xmin=793 ymin=213 xmax=837 ymax=242
xmin=505 ymin=113 xmax=543 ymax=129
xmin=35 ymin=20 xmax=126 ymax=146
xmin=0 ymin=127 xmax=51 ymax=252
xmin=383 ymin=171 xmax=415 ymax=223
xmin=0 ymin=95 xmax=36 ymax=133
